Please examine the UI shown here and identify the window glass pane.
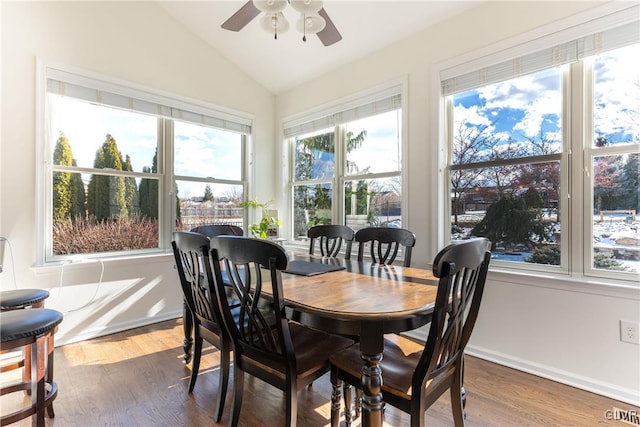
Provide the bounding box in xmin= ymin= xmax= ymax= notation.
xmin=293 ymin=129 xmax=335 ymax=181
xmin=451 ymin=162 xmax=560 ymax=265
xmin=593 ymin=43 xmax=640 ymax=148
xmin=175 ymin=181 xmax=244 ymax=231
xmin=345 ymin=110 xmax=401 ymax=174
xmin=451 ymin=68 xmax=563 ymax=268
xmin=292 ymin=183 xmax=333 ymax=240
xmin=49 ymin=94 xmax=158 ymax=172
xmin=453 ymin=68 xmax=562 ymax=165
xmin=592 ymin=154 xmax=639 ymax=273
xmin=49 ymin=97 xmax=160 ymax=257
xmin=344 ymin=177 xmax=402 ymax=231
xmin=52 ymin=172 xmax=159 ymax=256
xmin=174 ymin=121 xmax=242 ymax=180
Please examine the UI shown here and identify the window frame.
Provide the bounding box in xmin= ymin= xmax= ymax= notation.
xmin=283 ymin=79 xmax=408 ymax=244
xmin=432 ymin=3 xmax=639 ymax=287
xmin=36 ymin=62 xmax=252 ymax=265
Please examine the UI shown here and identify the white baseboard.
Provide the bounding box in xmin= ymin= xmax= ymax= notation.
xmin=466 ymin=344 xmax=640 ymax=407
xmin=55 ymin=310 xmax=182 ymax=347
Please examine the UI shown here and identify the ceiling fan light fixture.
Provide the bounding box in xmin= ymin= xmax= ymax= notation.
xmin=296 ymin=13 xmax=326 ymax=35
xmin=253 ymin=0 xmax=287 ymax=13
xmin=260 ymin=12 xmax=290 ymax=38
xmin=290 ymin=0 xmax=323 ymax=14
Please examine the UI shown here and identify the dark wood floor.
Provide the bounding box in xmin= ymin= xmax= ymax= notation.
xmin=2 ymin=318 xmax=636 ymax=426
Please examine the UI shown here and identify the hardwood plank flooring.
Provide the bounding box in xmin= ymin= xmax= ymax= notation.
xmin=2 ymin=319 xmax=637 ymax=426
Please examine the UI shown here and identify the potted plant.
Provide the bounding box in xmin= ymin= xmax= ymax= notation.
xmin=239 ymin=198 xmax=282 ymax=239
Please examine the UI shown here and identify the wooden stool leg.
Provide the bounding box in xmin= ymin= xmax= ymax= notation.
xmin=46 ymin=333 xmax=55 ymax=418
xmin=24 ymin=344 xmax=32 ymax=393
xmin=21 ymin=301 xmax=45 ymax=392
xmin=33 ymin=336 xmax=46 ymax=427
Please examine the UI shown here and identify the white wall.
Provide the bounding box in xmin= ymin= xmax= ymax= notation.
xmin=275 ymin=1 xmax=640 ymax=406
xmin=0 ymin=2 xmax=275 ymax=345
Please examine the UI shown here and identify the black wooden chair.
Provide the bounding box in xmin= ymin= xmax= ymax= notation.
xmin=205 ymin=235 xmax=354 ymax=427
xmin=171 ymin=231 xmax=231 ymax=422
xmin=308 ymin=224 xmax=354 ymax=259
xmin=181 ymin=224 xmax=243 ymax=363
xmin=191 ymin=224 xmax=243 ymax=237
xmin=355 ymin=226 xmax=416 ymax=267
xmin=329 ymin=238 xmax=491 ymax=427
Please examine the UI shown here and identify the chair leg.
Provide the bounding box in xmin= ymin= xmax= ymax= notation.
xmin=450 ymin=366 xmax=465 ymax=427
xmin=188 ymin=336 xmax=203 ymax=393
xmin=343 ymin=383 xmax=353 ymax=427
xmin=213 ymin=346 xmax=230 ymax=422
xmin=231 ymin=368 xmax=244 ymax=427
xmin=182 ymin=300 xmax=193 ymax=364
xmin=355 ymin=388 xmax=362 ymax=418
xmin=330 ymin=369 xmax=342 ymax=427
xmin=285 ymin=381 xmax=298 ymax=427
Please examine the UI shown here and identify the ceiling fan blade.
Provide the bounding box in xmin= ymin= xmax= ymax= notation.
xmin=316 ymin=8 xmax=342 ymax=46
xmin=221 ymin=1 xmax=261 ymax=32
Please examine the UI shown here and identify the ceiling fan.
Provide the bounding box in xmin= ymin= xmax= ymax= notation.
xmin=221 ymin=0 xmax=342 ymax=47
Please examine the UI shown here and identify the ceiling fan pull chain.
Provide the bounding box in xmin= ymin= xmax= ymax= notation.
xmin=302 ymin=13 xmax=307 ymax=42
xmin=274 ymin=14 xmax=278 ymax=39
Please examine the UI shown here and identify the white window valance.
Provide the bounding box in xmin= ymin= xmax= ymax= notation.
xmin=283 ymin=85 xmax=402 ymax=138
xmin=47 ymin=69 xmax=252 ymax=135
xmin=441 ymin=6 xmax=640 ymax=95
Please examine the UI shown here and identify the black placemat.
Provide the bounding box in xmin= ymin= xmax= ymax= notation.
xmin=283 ymin=260 xmax=346 ymax=276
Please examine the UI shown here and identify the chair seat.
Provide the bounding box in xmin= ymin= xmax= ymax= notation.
xmin=0 ymin=289 xmax=50 ymax=310
xmin=330 ymin=334 xmax=425 ymax=398
xmin=242 ymin=322 xmax=354 ymax=378
xmin=1 ymin=309 xmax=63 ymax=343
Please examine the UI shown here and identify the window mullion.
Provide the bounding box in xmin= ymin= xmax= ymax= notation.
xmin=335 ymin=125 xmax=345 ymax=225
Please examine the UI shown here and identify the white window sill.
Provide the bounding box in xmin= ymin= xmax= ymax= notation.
xmin=488 ymin=267 xmax=640 ymax=300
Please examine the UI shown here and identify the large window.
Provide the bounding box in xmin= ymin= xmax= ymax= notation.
xmin=41 ymin=67 xmax=250 ymax=263
xmin=286 ymin=86 xmax=403 ymax=241
xmin=442 ymin=9 xmax=639 ymax=282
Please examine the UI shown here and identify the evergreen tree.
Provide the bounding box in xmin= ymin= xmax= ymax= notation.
xmin=525 ymin=244 xmax=560 ymax=265
xmin=344 ymin=182 xmax=353 ymax=216
xmin=471 ymin=196 xmax=547 ymax=250
xmin=203 ymin=185 xmax=214 ymax=202
xmin=87 ymin=134 xmax=126 ymax=221
xmin=620 ymin=153 xmax=639 ymax=212
xmin=139 ymin=150 xmax=158 ymax=220
xmin=123 ymin=154 xmax=138 ymax=218
xmin=175 ymin=183 xmax=182 ymax=227
xmin=523 ymin=187 xmax=543 ymax=208
xmin=52 ymin=133 xmax=74 ymax=223
xmin=355 ymin=180 xmax=369 ymax=215
xmin=70 ymin=159 xmax=86 ymax=220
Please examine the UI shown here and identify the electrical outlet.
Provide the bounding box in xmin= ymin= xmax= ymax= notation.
xmin=620 ymin=320 xmax=640 ymax=344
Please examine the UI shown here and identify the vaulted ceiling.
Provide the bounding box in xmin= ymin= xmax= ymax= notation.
xmin=158 ymin=1 xmax=483 ymax=94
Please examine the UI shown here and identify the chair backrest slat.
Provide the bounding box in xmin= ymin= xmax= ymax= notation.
xmin=172 ymin=231 xmax=221 ymax=327
xmin=206 ymin=236 xmax=292 ymax=365
xmin=308 ymin=224 xmax=354 ymax=259
xmin=354 ymin=227 xmax=416 ymax=267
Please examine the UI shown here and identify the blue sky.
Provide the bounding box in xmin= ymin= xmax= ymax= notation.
xmin=49 ymin=95 xmax=243 ymax=198
xmin=452 ymin=44 xmax=640 ymax=154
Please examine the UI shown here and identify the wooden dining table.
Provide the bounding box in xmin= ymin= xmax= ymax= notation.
xmin=281 ymin=255 xmax=439 ymax=427
xmin=180 ymin=252 xmax=439 ymax=427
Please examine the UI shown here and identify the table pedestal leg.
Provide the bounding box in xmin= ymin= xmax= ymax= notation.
xmin=183 ymin=299 xmax=193 ymax=364
xmin=361 ymin=352 xmax=384 ymax=427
